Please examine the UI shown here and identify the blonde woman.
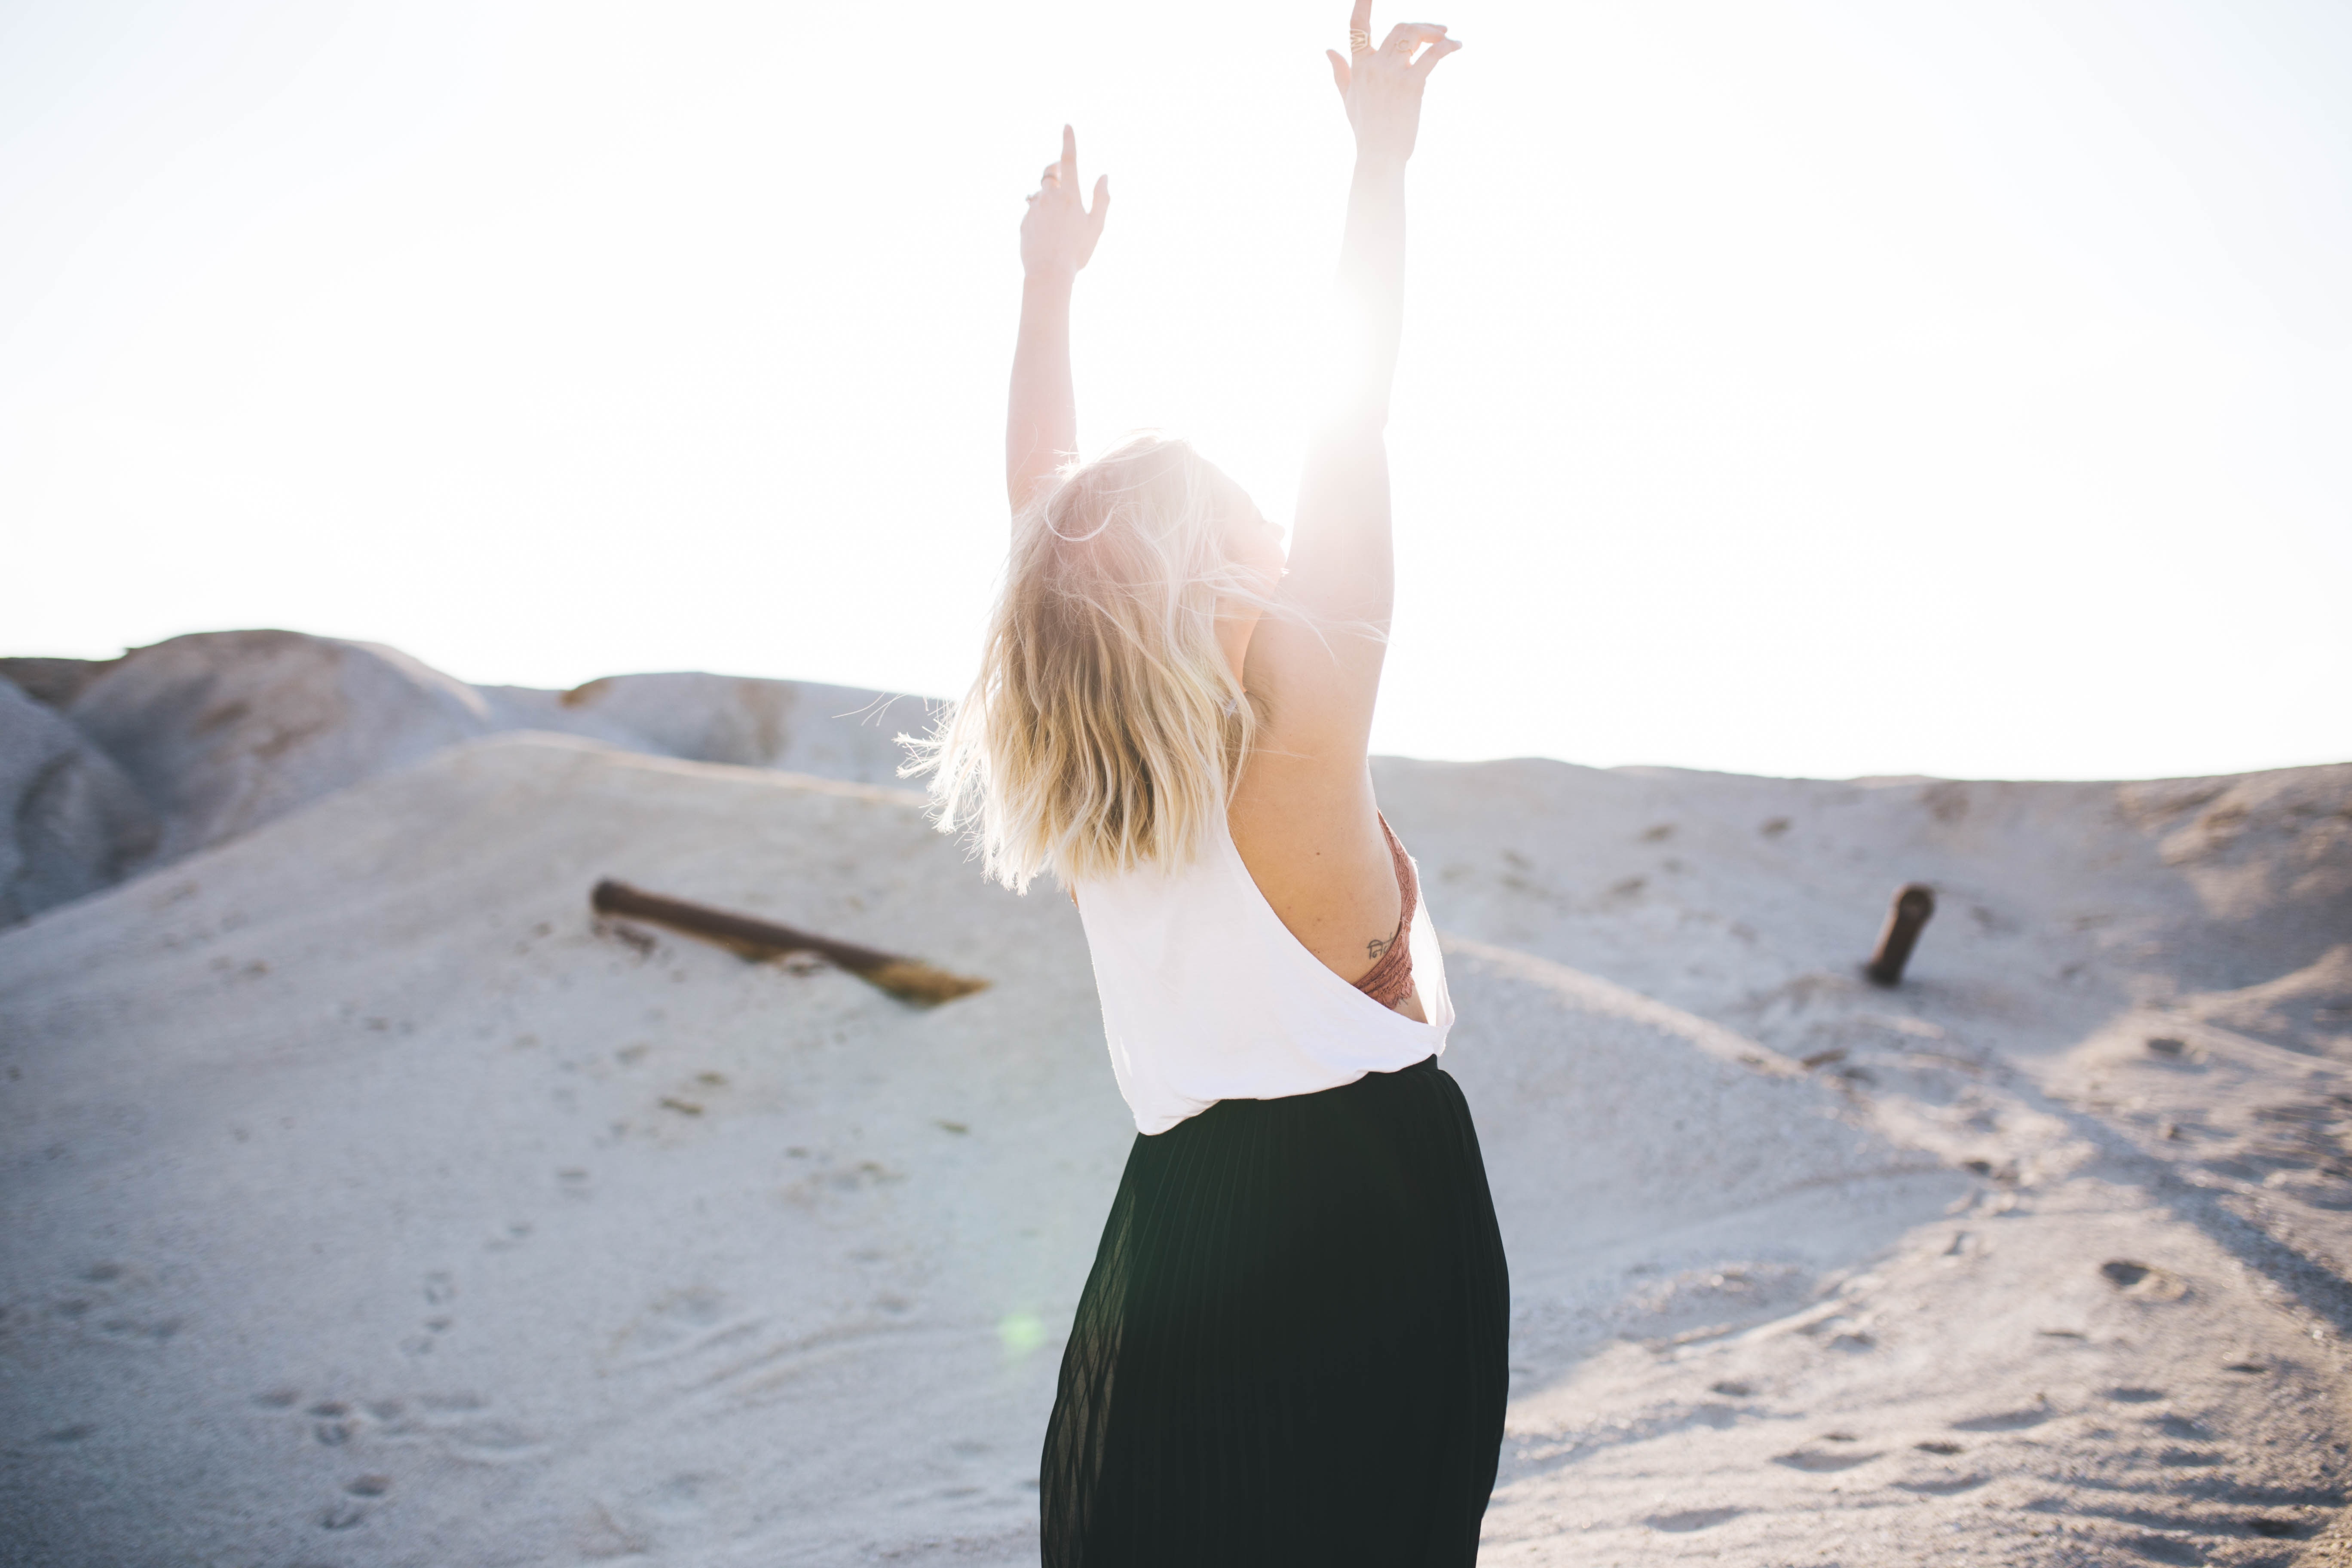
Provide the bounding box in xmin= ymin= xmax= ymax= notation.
xmin=918 ymin=6 xmax=1503 ymax=1562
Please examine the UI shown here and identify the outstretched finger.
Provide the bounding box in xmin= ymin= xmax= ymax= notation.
xmin=1325 ymin=47 xmax=1351 ymax=96
xmin=1348 ymin=0 xmax=1373 ymax=54
xmin=1409 ymin=35 xmax=1462 ymax=77
xmin=1060 ymin=124 xmax=1079 ymax=192
xmin=1380 ymin=21 xmax=1448 ymax=56
xmin=1088 ymin=173 xmax=1110 ymax=229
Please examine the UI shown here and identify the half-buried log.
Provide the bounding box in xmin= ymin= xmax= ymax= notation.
xmin=590 ymin=879 xmax=989 ymax=1007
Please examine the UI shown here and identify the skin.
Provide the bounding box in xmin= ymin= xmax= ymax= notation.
xmin=1008 ymin=2 xmax=1461 ymax=1019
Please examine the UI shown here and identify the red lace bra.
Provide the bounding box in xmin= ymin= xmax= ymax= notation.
xmin=1352 ymin=815 xmax=1418 ymax=1011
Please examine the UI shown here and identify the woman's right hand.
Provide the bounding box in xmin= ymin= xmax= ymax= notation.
xmin=1323 ymin=2 xmax=1461 ymax=166
xmin=1020 ymin=125 xmax=1110 ymax=279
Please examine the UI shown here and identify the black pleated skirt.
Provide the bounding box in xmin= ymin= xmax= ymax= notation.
xmin=1041 ymin=1055 xmax=1510 ymax=1567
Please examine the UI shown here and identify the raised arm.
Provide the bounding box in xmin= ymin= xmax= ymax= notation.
xmin=1006 ymin=126 xmax=1110 ymax=515
xmin=1243 ymin=4 xmax=1458 ymax=757
xmin=1282 ymin=6 xmax=1460 ymax=623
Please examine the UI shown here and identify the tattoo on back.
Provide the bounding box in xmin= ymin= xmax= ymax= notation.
xmin=1365 ymin=934 xmax=1391 ymax=961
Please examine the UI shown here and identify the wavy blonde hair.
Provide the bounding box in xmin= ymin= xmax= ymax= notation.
xmin=907 ymin=434 xmax=1262 ymax=893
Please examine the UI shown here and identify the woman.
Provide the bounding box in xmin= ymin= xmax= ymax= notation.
xmin=918 ymin=7 xmax=1505 ymax=1563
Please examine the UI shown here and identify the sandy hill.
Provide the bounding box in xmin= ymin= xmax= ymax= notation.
xmin=1 ymin=634 xmax=2349 ymax=1566
xmin=0 ymin=630 xmax=928 ymax=918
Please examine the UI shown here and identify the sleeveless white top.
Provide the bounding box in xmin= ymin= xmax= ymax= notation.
xmin=1071 ymin=812 xmax=1455 ymax=1135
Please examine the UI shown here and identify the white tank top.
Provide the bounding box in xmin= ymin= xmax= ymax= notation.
xmin=1071 ymin=811 xmax=1455 ymax=1135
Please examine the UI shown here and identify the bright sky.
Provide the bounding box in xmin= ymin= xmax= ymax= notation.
xmin=4 ymin=0 xmax=2347 ymax=781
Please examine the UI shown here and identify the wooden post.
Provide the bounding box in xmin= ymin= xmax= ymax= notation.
xmin=1865 ymin=883 xmax=1936 ymax=986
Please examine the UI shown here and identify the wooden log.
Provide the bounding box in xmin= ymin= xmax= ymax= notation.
xmin=590 ymin=879 xmax=989 ymax=1007
xmin=1865 ymin=882 xmax=1936 ymax=986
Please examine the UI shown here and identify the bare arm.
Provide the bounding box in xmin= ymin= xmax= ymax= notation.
xmin=1288 ymin=9 xmax=1459 ymax=617
xmin=1280 ymin=150 xmax=1408 ymax=648
xmin=1245 ymin=7 xmax=1460 ymax=747
xmin=1227 ymin=3 xmax=1459 ymax=999
xmin=1006 ymin=126 xmax=1110 ymax=514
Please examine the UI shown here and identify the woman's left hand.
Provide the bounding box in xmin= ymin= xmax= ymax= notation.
xmin=1020 ymin=124 xmax=1111 ymax=280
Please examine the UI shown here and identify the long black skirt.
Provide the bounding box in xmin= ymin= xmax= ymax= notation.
xmin=1041 ymin=1055 xmax=1510 ymax=1567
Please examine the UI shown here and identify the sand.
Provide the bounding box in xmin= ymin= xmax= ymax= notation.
xmin=0 ymin=678 xmax=155 ymax=925
xmin=1 ymin=641 xmax=2348 ymax=1565
xmin=0 ymin=630 xmax=928 ymax=906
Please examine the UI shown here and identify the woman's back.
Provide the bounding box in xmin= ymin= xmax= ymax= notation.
xmin=1072 ymin=799 xmax=1453 ymax=1133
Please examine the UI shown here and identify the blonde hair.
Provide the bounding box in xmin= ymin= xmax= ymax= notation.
xmin=906 ymin=434 xmax=1263 ymax=893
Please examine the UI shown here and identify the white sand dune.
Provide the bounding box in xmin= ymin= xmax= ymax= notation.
xmin=0 ymin=680 xmax=155 ymax=925
xmin=2 ymin=642 xmax=2349 ymax=1565
xmin=0 ymin=631 xmax=928 ymax=912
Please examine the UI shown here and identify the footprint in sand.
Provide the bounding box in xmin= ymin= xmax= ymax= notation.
xmin=1894 ymin=1473 xmax=1987 ymax=1495
xmin=2157 ymin=1447 xmax=2222 ymax=1468
xmin=1774 ymin=1447 xmax=1880 ymax=1472
xmin=405 ymin=1273 xmax=462 ymax=1355
xmin=401 ymin=1312 xmax=455 ymax=1356
xmin=1951 ymin=1406 xmax=2052 ymax=1432
xmin=2100 ymin=1259 xmax=2189 ymax=1300
xmin=56 ymin=1261 xmax=181 ymax=1342
xmin=1647 ymin=1507 xmax=1743 ymax=1532
xmin=254 ymin=1388 xmax=399 ymax=1448
xmin=777 ymin=1157 xmax=907 ymax=1208
xmin=273 ymin=1398 xmax=361 ymax=1446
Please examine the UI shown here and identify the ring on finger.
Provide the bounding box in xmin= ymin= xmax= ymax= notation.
xmin=1348 ymin=28 xmax=1371 ymax=52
